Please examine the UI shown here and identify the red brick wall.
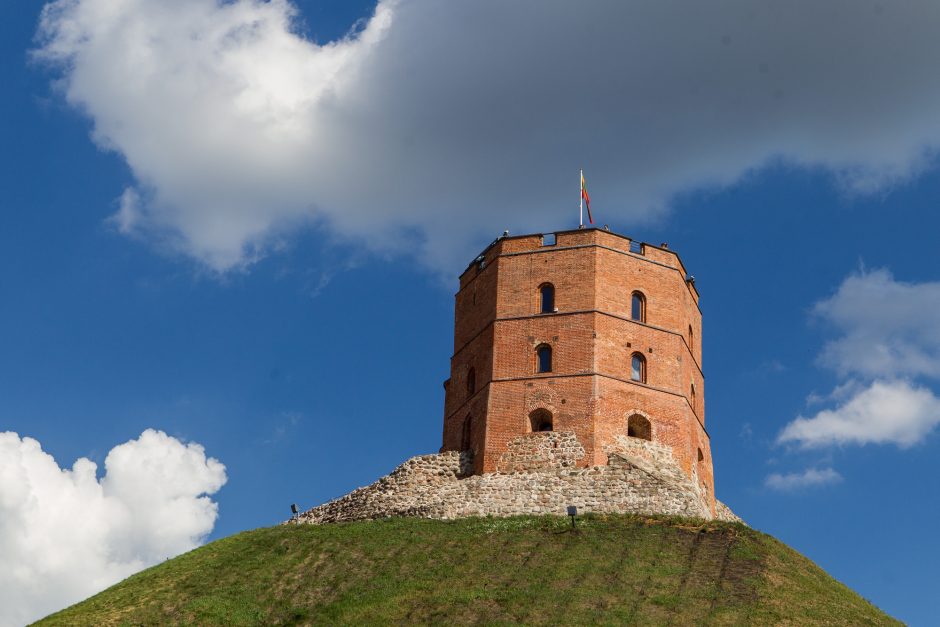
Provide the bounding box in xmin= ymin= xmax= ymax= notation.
xmin=442 ymin=228 xmax=714 ymax=513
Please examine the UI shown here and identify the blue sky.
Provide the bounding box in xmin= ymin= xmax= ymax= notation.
xmin=3 ymin=1 xmax=940 ymax=624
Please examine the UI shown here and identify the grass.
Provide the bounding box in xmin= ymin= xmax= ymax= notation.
xmin=36 ymin=514 xmax=899 ymax=626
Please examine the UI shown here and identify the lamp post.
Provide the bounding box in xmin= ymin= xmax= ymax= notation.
xmin=567 ymin=505 xmax=578 ymax=529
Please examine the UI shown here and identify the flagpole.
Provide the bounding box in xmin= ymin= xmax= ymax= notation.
xmin=579 ymin=168 xmax=583 ymax=227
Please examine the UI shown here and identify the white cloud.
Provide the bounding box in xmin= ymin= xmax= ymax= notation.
xmin=778 ymin=379 xmax=940 ymax=449
xmin=814 ymin=269 xmax=940 ymax=380
xmin=806 ymin=379 xmax=864 ymax=407
xmin=0 ymin=429 xmax=226 ymax=626
xmin=109 ymin=186 xmax=143 ymax=235
xmin=765 ymin=467 xmax=842 ymax=491
xmin=779 ymin=271 xmax=940 ymax=454
xmin=34 ymin=0 xmax=940 ymax=272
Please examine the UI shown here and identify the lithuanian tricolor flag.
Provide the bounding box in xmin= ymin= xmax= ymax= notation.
xmin=581 ymin=170 xmax=594 ymax=225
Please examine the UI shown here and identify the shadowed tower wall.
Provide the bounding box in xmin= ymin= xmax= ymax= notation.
xmin=441 ymin=228 xmax=714 ymax=513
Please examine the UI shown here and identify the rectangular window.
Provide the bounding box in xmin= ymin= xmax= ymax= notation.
xmin=542 ymin=233 xmax=557 ymax=246
xmin=631 ymin=354 xmax=646 ymax=383
xmin=540 ymin=284 xmax=555 ymax=313
xmin=629 ymin=240 xmax=644 ymax=254
xmin=537 ymin=346 xmax=552 ymax=373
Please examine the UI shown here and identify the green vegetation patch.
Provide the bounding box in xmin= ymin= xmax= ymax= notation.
xmin=37 ymin=514 xmax=899 ymax=626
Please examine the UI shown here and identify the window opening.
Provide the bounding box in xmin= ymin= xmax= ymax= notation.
xmin=542 ymin=233 xmax=557 ymax=246
xmin=536 ymin=344 xmax=553 ymax=373
xmin=530 ymin=409 xmax=553 ymax=432
xmin=631 ymin=352 xmax=646 ymax=383
xmin=627 ymin=414 xmax=651 ymax=440
xmin=467 ymin=368 xmax=476 ymax=396
xmin=631 ymin=291 xmax=646 ymax=322
xmin=539 ymin=284 xmax=555 ymax=314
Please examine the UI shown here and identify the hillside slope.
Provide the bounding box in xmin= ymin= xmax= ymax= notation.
xmin=37 ymin=515 xmax=898 ymax=626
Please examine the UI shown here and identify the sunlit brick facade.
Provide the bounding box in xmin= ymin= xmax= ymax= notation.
xmin=441 ymin=228 xmax=714 ymax=512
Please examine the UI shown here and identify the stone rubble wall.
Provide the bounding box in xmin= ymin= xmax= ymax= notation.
xmin=607 ymin=435 xmax=677 ymax=468
xmin=495 ymin=431 xmax=585 ymax=472
xmin=297 ymin=433 xmax=742 ymax=525
xmin=715 ymin=500 xmax=744 ymax=523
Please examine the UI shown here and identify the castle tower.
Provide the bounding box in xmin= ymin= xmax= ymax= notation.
xmin=442 ymin=228 xmax=714 ymax=513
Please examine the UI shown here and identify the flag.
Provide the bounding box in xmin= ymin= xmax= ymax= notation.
xmin=581 ymin=171 xmax=594 ymax=224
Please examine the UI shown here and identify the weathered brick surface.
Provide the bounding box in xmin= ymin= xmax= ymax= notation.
xmin=296 ymin=434 xmax=740 ymax=524
xmin=443 ymin=228 xmax=716 ymax=514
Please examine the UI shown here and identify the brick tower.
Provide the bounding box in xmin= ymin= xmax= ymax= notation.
xmin=441 ymin=227 xmax=714 ymax=512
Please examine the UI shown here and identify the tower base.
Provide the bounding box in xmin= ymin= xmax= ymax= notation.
xmin=295 ymin=436 xmax=741 ymax=525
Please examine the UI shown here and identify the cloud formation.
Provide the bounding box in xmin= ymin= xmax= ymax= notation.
xmin=35 ymin=0 xmax=940 ymax=272
xmin=0 ymin=429 xmax=226 ymax=626
xmin=778 ymin=379 xmax=940 ymax=449
xmin=778 ymin=270 xmax=940 ymax=451
xmin=765 ymin=467 xmax=842 ymax=491
xmin=815 ymin=269 xmax=940 ymax=380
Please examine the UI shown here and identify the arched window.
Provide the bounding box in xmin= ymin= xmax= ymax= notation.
xmin=690 ymin=383 xmax=696 ymax=410
xmin=461 ymin=415 xmax=473 ymax=451
xmin=539 ymin=283 xmax=555 ymax=314
xmin=688 ymin=325 xmax=694 ymax=350
xmin=530 ymin=409 xmax=553 ymax=432
xmin=536 ymin=344 xmax=552 ymax=373
xmin=467 ymin=368 xmax=476 ymax=396
xmin=631 ymin=291 xmax=646 ymax=322
xmin=628 ymin=414 xmax=651 ymax=440
xmin=630 ymin=352 xmax=646 ymax=383
xmin=697 ymin=448 xmax=704 ymax=462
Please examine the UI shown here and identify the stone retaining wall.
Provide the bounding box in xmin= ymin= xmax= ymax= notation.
xmin=495 ymin=431 xmax=585 ymax=472
xmin=297 ymin=435 xmax=742 ymax=525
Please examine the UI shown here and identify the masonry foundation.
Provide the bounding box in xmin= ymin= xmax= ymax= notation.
xmin=296 ymin=434 xmax=741 ymax=525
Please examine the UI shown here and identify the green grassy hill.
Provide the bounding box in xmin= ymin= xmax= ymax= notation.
xmin=37 ymin=514 xmax=898 ymax=626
